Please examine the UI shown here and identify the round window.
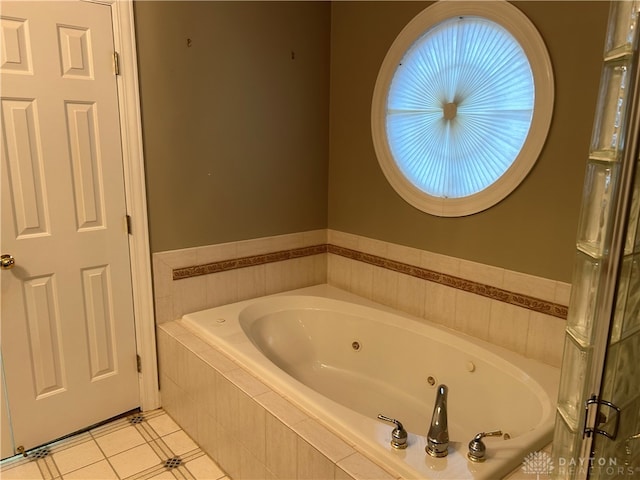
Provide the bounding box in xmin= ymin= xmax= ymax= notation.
xmin=372 ymin=2 xmax=554 ymax=217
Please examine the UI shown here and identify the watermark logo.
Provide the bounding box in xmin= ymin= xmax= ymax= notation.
xmin=521 ymin=451 xmax=640 ymax=477
xmin=522 ymin=451 xmax=554 ymax=479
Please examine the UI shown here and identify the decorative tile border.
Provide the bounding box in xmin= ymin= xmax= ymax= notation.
xmin=172 ymin=244 xmax=328 ymax=280
xmin=171 ymin=243 xmax=568 ymax=320
xmin=328 ymin=244 xmax=569 ymax=320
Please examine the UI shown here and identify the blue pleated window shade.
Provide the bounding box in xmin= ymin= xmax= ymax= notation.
xmin=386 ymin=16 xmax=535 ymax=199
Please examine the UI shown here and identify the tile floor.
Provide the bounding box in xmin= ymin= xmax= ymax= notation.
xmin=0 ymin=409 xmax=228 ymax=480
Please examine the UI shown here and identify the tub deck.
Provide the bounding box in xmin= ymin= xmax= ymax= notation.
xmin=159 ymin=284 xmax=559 ymax=480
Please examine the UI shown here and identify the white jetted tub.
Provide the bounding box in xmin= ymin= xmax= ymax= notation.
xmin=181 ymin=284 xmax=559 ymax=479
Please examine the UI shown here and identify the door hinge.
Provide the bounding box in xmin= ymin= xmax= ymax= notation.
xmin=126 ymin=214 xmax=133 ymax=235
xmin=583 ymin=395 xmax=621 ymax=440
xmin=113 ymin=51 xmax=120 ymax=76
xmin=136 ymin=354 xmax=142 ymax=373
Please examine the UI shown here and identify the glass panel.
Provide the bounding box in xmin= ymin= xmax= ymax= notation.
xmin=621 ymin=397 xmax=640 ymax=474
xmin=557 ymin=335 xmax=591 ymax=430
xmin=625 ymin=165 xmax=640 ymax=254
xmin=611 ymin=253 xmax=640 ymax=343
xmin=609 ymin=333 xmax=640 ymax=408
xmin=590 ymin=62 xmax=631 ymax=159
xmin=589 ymin=233 xmax=640 ymax=479
xmin=589 ymin=350 xmax=640 ymax=479
xmin=591 ymin=161 xmax=640 ymax=480
xmin=599 ymin=342 xmax=618 ymax=408
xmin=611 ymin=256 xmax=632 ymax=343
xmin=604 ymin=1 xmax=640 ymax=58
xmin=576 ymin=161 xmax=619 ymax=258
xmin=567 ymin=251 xmax=602 ymax=346
xmin=552 ymin=412 xmax=581 ymax=480
xmin=621 ymin=254 xmax=640 ymax=338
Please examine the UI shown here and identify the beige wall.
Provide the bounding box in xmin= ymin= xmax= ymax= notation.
xmin=136 ymin=1 xmax=609 ymax=283
xmin=328 ymin=1 xmax=610 ymax=283
xmin=134 ymin=1 xmax=330 ymax=253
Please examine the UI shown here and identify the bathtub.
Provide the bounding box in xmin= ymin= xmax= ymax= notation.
xmin=181 ymin=284 xmax=559 ymax=479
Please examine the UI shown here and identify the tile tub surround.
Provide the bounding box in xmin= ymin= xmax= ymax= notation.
xmin=157 ymin=321 xmax=397 ymax=480
xmin=152 ymin=229 xmax=570 ymax=367
xmin=157 ymin=319 xmax=551 ymax=480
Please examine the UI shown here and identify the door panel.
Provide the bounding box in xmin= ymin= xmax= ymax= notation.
xmin=1 ymin=1 xmax=139 ymax=456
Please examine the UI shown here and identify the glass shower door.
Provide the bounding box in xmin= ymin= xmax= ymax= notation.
xmin=589 ymin=164 xmax=640 ymax=478
xmin=552 ymin=2 xmax=640 ymax=479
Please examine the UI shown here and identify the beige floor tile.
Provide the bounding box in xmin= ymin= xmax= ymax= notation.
xmin=0 ymin=461 xmax=44 ymax=480
xmin=63 ymin=459 xmax=118 ymax=479
xmin=146 ymin=413 xmax=181 ymax=437
xmin=184 ymin=455 xmax=226 ymax=480
xmin=108 ymin=443 xmax=161 ymax=478
xmin=95 ymin=425 xmax=146 ymax=457
xmin=162 ymin=430 xmax=199 ymax=456
xmin=52 ymin=440 xmax=105 ymax=475
xmin=1 ymin=409 xmax=229 ymax=480
xmin=145 ymin=469 xmax=176 ymax=479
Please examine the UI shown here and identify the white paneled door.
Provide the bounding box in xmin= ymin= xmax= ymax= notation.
xmin=0 ymin=1 xmax=139 ymax=458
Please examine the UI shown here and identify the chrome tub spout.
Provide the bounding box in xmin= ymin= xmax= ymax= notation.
xmin=426 ymin=384 xmax=449 ymax=457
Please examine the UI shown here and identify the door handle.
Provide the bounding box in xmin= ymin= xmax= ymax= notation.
xmin=1 ymin=254 xmax=15 ymax=270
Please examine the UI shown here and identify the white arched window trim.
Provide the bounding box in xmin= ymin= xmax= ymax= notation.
xmin=371 ymin=1 xmax=554 ymax=217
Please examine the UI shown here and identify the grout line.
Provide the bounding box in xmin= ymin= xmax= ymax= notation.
xmin=147 ymin=437 xmax=172 ymax=461
xmin=38 ymin=456 xmax=54 ymax=480
xmin=171 ymin=451 xmax=205 ymax=480
xmin=127 ymin=460 xmax=172 ymax=480
xmin=135 ymin=422 xmax=157 ymax=443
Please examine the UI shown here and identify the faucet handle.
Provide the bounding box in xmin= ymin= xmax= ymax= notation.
xmin=377 ymin=414 xmax=408 ymax=449
xmin=467 ymin=431 xmax=503 ymax=463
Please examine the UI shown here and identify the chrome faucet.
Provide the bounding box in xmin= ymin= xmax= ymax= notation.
xmin=377 ymin=414 xmax=408 ymax=449
xmin=467 ymin=431 xmax=503 ymax=462
xmin=426 ymin=384 xmax=449 ymax=457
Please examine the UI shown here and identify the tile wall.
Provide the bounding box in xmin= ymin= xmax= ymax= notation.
xmin=152 ymin=230 xmax=328 ymax=325
xmin=152 ymin=228 xmax=570 ymax=368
